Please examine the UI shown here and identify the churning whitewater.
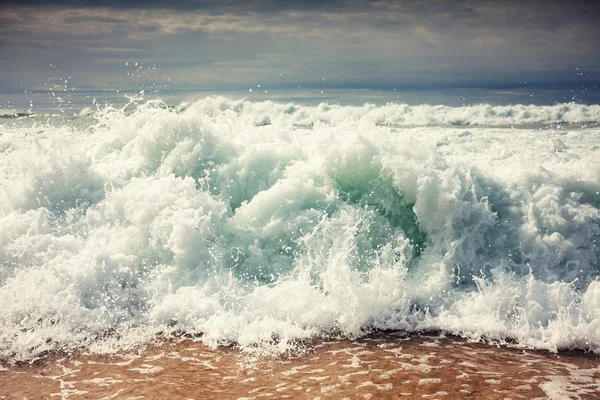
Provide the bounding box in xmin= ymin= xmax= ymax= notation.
xmin=1 ymin=98 xmax=599 ymax=362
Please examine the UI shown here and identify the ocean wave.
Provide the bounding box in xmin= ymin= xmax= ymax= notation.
xmin=0 ymin=111 xmax=33 ymax=119
xmin=0 ymin=97 xmax=599 ymax=362
xmin=173 ymin=98 xmax=600 ymax=126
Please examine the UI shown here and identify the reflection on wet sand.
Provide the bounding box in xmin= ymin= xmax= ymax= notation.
xmin=1 ymin=333 xmax=599 ymax=399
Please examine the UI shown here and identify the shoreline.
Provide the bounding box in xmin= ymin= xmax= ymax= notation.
xmin=1 ymin=332 xmax=599 ymax=399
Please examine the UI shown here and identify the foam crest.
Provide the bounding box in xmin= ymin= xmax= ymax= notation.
xmin=178 ymin=97 xmax=600 ymax=126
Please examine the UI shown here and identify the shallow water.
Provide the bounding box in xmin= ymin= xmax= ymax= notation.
xmin=1 ymin=334 xmax=599 ymax=399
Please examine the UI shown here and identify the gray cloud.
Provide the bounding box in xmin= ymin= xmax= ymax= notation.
xmin=0 ymin=0 xmax=599 ymax=93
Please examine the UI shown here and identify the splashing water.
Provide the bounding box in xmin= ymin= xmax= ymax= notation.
xmin=0 ymin=97 xmax=599 ymax=362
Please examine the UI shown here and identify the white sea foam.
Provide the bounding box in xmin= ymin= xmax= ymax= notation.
xmin=175 ymin=99 xmax=600 ymax=126
xmin=0 ymin=97 xmax=599 ymax=361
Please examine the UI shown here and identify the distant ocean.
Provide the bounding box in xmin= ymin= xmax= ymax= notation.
xmin=1 ymin=89 xmax=599 ymax=363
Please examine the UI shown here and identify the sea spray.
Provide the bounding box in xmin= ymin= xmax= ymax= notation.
xmin=0 ymin=97 xmax=599 ymax=362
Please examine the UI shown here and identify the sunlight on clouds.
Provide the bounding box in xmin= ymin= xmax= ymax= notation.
xmin=413 ymin=26 xmax=441 ymax=45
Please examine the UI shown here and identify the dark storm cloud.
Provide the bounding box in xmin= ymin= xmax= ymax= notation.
xmin=0 ymin=0 xmax=348 ymax=12
xmin=3 ymin=0 xmax=598 ymax=18
xmin=1 ymin=0 xmax=599 ymax=93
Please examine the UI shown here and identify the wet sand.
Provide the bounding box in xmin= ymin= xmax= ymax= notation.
xmin=1 ymin=333 xmax=599 ymax=399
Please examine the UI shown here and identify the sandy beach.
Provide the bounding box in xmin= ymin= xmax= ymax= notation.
xmin=1 ymin=333 xmax=599 ymax=399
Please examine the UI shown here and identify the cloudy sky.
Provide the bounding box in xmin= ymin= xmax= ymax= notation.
xmin=1 ymin=0 xmax=599 ymax=94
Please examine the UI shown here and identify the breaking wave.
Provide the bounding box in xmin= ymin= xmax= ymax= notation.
xmin=0 ymin=97 xmax=599 ymax=362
